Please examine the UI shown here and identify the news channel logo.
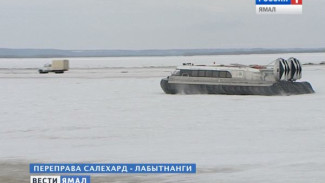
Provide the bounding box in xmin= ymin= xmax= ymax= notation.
xmin=30 ymin=176 xmax=90 ymax=183
xmin=256 ymin=0 xmax=302 ymax=14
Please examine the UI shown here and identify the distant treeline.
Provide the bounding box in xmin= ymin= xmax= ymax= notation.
xmin=0 ymin=48 xmax=324 ymax=58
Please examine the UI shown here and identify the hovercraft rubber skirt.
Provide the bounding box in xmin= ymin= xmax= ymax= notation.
xmin=160 ymin=78 xmax=314 ymax=95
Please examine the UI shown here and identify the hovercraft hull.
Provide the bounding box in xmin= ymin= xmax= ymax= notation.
xmin=160 ymin=78 xmax=314 ymax=95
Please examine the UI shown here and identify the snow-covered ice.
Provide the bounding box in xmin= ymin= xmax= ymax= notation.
xmin=0 ymin=53 xmax=324 ymax=182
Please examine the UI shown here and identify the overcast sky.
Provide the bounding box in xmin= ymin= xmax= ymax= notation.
xmin=0 ymin=0 xmax=324 ymax=50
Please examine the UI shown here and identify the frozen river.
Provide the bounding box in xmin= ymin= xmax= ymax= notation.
xmin=0 ymin=53 xmax=325 ymax=182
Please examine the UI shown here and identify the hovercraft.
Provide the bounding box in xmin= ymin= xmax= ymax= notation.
xmin=160 ymin=58 xmax=314 ymax=95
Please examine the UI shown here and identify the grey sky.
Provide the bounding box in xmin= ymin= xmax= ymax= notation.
xmin=0 ymin=0 xmax=324 ymax=49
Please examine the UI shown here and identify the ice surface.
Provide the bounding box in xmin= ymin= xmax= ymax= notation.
xmin=0 ymin=53 xmax=325 ymax=182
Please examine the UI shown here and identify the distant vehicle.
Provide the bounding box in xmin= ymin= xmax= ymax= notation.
xmin=160 ymin=57 xmax=315 ymax=95
xmin=39 ymin=60 xmax=69 ymax=74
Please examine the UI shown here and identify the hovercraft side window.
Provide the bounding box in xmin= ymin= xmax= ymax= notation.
xmin=179 ymin=70 xmax=232 ymax=78
xmin=199 ymin=70 xmax=205 ymax=77
xmin=206 ymin=70 xmax=213 ymax=77
xmin=180 ymin=70 xmax=191 ymax=76
xmin=212 ymin=71 xmax=219 ymax=77
xmin=217 ymin=71 xmax=232 ymax=78
xmin=192 ymin=70 xmax=198 ymax=77
xmin=226 ymin=72 xmax=232 ymax=78
xmin=219 ymin=71 xmax=227 ymax=78
xmin=172 ymin=70 xmax=181 ymax=76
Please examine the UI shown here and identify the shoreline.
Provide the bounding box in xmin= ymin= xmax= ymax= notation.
xmin=1 ymin=48 xmax=324 ymax=58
